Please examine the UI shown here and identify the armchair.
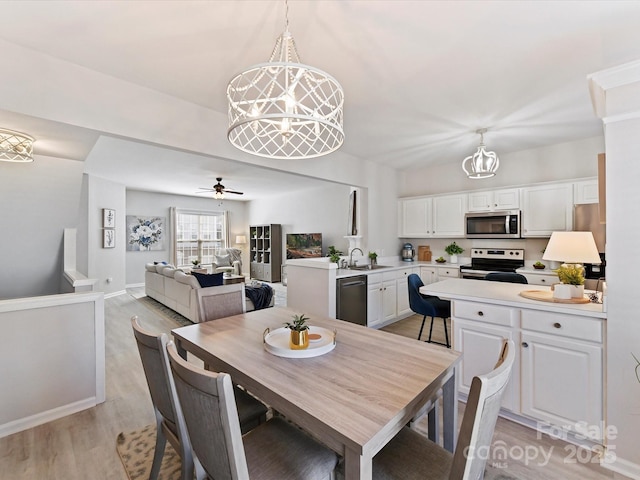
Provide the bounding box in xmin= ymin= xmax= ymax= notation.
xmin=211 ymin=248 xmax=242 ymax=275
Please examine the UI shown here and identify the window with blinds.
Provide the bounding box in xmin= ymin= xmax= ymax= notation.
xmin=175 ymin=211 xmax=226 ymax=267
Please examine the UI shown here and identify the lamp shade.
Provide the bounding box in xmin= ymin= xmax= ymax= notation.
xmin=235 ymin=235 xmax=247 ymax=245
xmin=542 ymin=231 xmax=601 ymax=264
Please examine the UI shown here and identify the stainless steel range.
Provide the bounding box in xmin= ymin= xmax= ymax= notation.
xmin=459 ymin=248 xmax=525 ymax=280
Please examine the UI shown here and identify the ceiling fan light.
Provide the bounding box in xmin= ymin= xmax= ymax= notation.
xmin=0 ymin=128 xmax=35 ymax=163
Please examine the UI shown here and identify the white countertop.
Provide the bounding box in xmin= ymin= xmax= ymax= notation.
xmin=420 ymin=278 xmax=605 ymax=319
xmin=334 ymin=260 xmax=461 ymax=279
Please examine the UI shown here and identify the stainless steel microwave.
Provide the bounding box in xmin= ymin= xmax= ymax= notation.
xmin=465 ymin=210 xmax=521 ymax=239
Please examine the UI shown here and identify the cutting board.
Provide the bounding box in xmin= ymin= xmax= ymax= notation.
xmin=519 ymin=290 xmax=590 ymax=304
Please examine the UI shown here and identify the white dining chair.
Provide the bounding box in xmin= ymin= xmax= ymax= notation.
xmin=165 ymin=340 xmax=338 ymax=480
xmin=196 ymin=283 xmax=246 ymax=322
xmin=373 ymin=339 xmax=515 ymax=480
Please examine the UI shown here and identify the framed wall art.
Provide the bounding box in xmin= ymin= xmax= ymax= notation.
xmin=126 ymin=215 xmax=165 ymax=251
xmin=103 ymin=208 xmax=115 ymax=228
xmin=103 ymin=228 xmax=115 ymax=248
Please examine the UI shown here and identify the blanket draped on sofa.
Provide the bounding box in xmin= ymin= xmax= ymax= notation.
xmin=245 ymin=284 xmax=274 ymax=310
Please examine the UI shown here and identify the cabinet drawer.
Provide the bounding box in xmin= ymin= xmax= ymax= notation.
xmin=396 ymin=267 xmax=417 ymax=279
xmin=453 ymin=301 xmax=518 ymax=327
xmin=437 ymin=267 xmax=459 ymax=278
xmin=521 ymin=310 xmax=602 ymax=343
xmin=522 ymin=273 xmax=558 ymax=286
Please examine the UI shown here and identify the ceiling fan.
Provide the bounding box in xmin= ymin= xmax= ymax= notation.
xmin=197 ymin=177 xmax=244 ymax=199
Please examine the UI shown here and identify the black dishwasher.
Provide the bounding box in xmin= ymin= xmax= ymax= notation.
xmin=336 ymin=275 xmax=367 ymax=326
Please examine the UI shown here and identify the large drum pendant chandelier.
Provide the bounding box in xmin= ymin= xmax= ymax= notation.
xmin=226 ymin=6 xmax=344 ymax=160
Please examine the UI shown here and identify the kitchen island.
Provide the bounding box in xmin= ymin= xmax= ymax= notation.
xmin=421 ymin=278 xmax=606 ymax=446
xmin=286 ymin=257 xmax=461 ymax=328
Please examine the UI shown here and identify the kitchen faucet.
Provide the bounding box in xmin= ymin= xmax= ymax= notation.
xmin=349 ymin=247 xmax=364 ymax=267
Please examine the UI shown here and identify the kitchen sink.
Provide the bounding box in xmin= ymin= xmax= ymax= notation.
xmin=348 ymin=264 xmax=391 ymax=270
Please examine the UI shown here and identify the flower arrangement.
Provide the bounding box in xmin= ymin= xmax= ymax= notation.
xmin=128 ymin=217 xmax=163 ymax=251
xmin=444 ymin=242 xmax=464 ymax=256
xmin=192 ymin=259 xmax=201 ymax=267
xmin=555 ymin=263 xmax=585 ymax=285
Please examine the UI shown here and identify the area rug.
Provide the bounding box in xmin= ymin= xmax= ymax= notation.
xmin=116 ymin=424 xmax=181 ymax=480
xmin=135 ymin=295 xmax=193 ymax=327
xmin=118 ymin=424 xmax=519 ymax=480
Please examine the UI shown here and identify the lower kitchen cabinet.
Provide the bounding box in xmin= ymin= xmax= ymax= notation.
xmin=452 ymin=300 xmax=604 ymax=443
xmin=367 ymin=272 xmax=397 ymax=328
xmin=520 ymin=310 xmax=603 ymax=441
xmin=452 ymin=309 xmax=520 ymax=413
xmin=396 ymin=266 xmax=419 ymax=317
xmin=420 ymin=266 xmax=437 ymax=285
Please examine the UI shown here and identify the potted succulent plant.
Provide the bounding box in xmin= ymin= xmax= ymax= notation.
xmin=444 ymin=242 xmax=464 ymax=264
xmin=284 ymin=313 xmax=310 ymax=350
xmin=553 ymin=263 xmax=585 ymax=299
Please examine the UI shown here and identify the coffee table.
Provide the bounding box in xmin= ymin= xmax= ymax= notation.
xmin=223 ymin=274 xmax=245 ymax=285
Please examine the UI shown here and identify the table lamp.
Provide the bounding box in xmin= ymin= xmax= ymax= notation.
xmin=235 ymin=235 xmax=247 ymax=247
xmin=542 ymin=231 xmax=601 ymax=299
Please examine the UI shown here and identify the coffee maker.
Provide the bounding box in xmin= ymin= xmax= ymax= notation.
xmin=401 ymin=243 xmax=415 ymax=262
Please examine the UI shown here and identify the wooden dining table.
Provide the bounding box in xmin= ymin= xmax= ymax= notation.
xmin=172 ymin=306 xmax=461 ymax=480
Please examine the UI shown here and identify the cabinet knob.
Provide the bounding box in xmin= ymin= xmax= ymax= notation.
xmin=541 ymin=279 xmax=546 ymax=283
xmin=553 ymin=322 xmax=562 ymax=329
xmin=522 ymin=342 xmax=529 ymax=348
xmin=477 ymin=311 xmax=484 ymax=317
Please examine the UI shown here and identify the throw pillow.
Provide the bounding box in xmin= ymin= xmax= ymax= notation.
xmin=213 ymin=254 xmax=231 ymax=267
xmin=192 ymin=271 xmax=224 ymax=288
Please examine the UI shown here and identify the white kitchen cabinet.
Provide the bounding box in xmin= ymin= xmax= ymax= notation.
xmin=398 ymin=197 xmax=433 ymax=237
xmin=521 ymin=314 xmax=603 ymax=441
xmin=574 ymin=178 xmax=599 ymax=204
xmin=432 ymin=194 xmax=467 ymax=237
xmin=367 ymin=272 xmax=398 ymax=328
xmin=420 ymin=266 xmax=437 ymax=285
xmin=437 ymin=266 xmax=459 ymax=279
xmin=520 ymin=271 xmax=559 ymax=286
xmin=467 ymin=188 xmax=520 ymax=212
xmin=452 ymin=306 xmax=520 ymax=412
xmin=520 ymin=183 xmax=573 ymax=237
xmin=396 ymin=267 xmax=419 ymax=317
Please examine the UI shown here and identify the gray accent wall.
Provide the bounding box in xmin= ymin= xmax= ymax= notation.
xmin=0 ymin=157 xmax=84 ymax=299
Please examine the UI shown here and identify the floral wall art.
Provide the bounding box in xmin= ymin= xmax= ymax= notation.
xmin=126 ymin=215 xmax=165 ymax=251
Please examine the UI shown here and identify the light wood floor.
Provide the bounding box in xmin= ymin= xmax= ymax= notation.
xmin=0 ymin=291 xmax=616 ymax=479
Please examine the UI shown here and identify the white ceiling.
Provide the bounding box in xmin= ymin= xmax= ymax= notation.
xmin=2 ymin=1 xmax=640 ymax=198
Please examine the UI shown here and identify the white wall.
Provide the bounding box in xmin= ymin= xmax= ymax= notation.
xmin=87 ymin=176 xmax=126 ymax=295
xmin=590 ymin=61 xmax=640 ymax=478
xmin=125 ymin=190 xmax=248 ymax=285
xmin=0 ymin=157 xmax=84 ymax=299
xmin=248 ymin=183 xmax=351 ymax=258
xmin=399 ymin=136 xmax=604 ymax=197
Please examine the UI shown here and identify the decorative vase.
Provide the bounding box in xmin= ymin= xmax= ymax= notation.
xmin=552 ymin=283 xmax=573 ymax=300
xmin=450 ymin=254 xmax=458 ymax=264
xmin=571 ymin=285 xmax=585 ymax=298
xmin=289 ymin=330 xmax=309 ymax=350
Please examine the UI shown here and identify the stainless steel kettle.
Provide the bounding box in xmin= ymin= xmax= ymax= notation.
xmin=401 ymin=243 xmax=415 ymax=262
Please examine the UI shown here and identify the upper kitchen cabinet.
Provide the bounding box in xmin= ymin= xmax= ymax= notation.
xmin=398 ymin=197 xmax=433 ymax=237
xmin=432 ymin=194 xmax=467 ymax=237
xmin=398 ymin=193 xmax=466 ymax=238
xmin=467 ymin=188 xmax=520 ymax=212
xmin=520 ymin=183 xmax=573 ymax=237
xmin=573 ymin=178 xmax=599 ymax=204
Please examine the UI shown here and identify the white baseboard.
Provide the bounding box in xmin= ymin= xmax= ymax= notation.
xmin=0 ymin=397 xmax=98 ymax=439
xmin=126 ymin=282 xmax=145 ymax=289
xmin=601 ymin=454 xmax=640 ymax=480
xmin=104 ymin=289 xmax=127 ymax=299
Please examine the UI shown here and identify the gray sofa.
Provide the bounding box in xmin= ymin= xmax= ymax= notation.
xmin=144 ymin=263 xmax=273 ymax=323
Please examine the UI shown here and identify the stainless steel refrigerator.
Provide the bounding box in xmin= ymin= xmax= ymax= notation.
xmin=574 ymin=203 xmax=606 ymax=288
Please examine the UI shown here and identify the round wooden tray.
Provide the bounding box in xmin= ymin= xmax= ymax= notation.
xmin=263 ymin=326 xmax=336 ymax=358
xmin=519 ymin=290 xmax=590 ymax=304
